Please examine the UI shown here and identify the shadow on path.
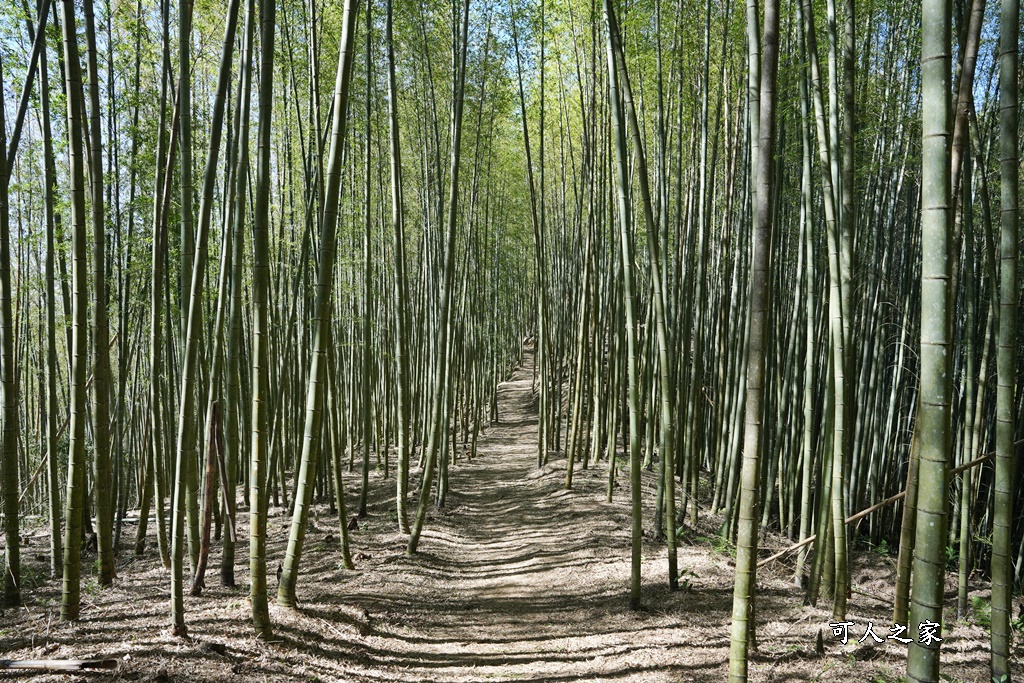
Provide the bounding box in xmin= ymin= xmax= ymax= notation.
xmin=299 ymin=351 xmax=730 ymax=683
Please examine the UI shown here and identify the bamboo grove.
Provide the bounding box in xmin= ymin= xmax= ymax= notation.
xmin=0 ymin=0 xmax=1019 ymax=680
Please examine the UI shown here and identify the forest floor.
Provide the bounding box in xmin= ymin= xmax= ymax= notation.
xmin=2 ymin=351 xmax=1022 ymax=682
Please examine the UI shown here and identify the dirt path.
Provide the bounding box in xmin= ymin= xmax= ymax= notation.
xmin=3 ymin=351 xmax=1015 ymax=682
xmin=298 ymin=353 xmax=706 ymax=682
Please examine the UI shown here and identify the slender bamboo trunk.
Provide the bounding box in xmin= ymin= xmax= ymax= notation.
xmin=990 ymin=0 xmax=1018 ymax=674
xmin=906 ymin=0 xmax=952 ymax=678
xmin=605 ymin=3 xmax=677 ymax=590
xmin=729 ymin=0 xmax=781 ymax=676
xmin=58 ymin=0 xmax=90 ymax=620
xmin=38 ymin=0 xmax=62 ymax=579
xmin=81 ymin=0 xmax=115 ymax=588
xmin=358 ymin=0 xmax=374 ymax=519
xmin=407 ymin=0 xmax=471 ymax=555
xmin=603 ymin=0 xmax=643 ymax=611
xmin=0 ymin=54 xmax=20 ymax=610
xmin=386 ymin=0 xmax=412 ymax=534
xmin=249 ymin=0 xmax=277 ymax=638
xmin=278 ymin=0 xmax=360 ymax=606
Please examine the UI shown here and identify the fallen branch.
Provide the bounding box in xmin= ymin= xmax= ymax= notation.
xmin=852 ymin=588 xmax=894 ymax=605
xmin=0 ymin=659 xmax=118 ymax=671
xmin=758 ymin=451 xmax=998 ymax=569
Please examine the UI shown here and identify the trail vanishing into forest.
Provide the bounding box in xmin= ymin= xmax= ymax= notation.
xmin=0 ymin=0 xmax=1020 ymax=678
xmin=291 ymin=351 xmax=707 ymax=682
xmin=3 ymin=349 xmax=1015 ymax=682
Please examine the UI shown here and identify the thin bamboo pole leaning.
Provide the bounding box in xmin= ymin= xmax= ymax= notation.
xmin=759 ymin=451 xmax=998 ymax=569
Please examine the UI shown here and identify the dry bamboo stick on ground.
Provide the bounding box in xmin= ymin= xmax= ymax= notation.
xmin=0 ymin=659 xmax=118 ymax=671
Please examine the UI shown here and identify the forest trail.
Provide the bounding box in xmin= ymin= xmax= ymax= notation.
xmin=3 ymin=350 xmax=1005 ymax=682
xmin=285 ymin=348 xmax=715 ymax=682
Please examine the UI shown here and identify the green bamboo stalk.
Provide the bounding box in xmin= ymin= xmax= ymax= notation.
xmin=278 ymin=0 xmax=360 ymax=607
xmin=906 ymin=0 xmax=952 ymax=678
xmin=729 ymin=0 xmax=780 ymax=675
xmin=990 ymin=0 xmax=1018 ymax=674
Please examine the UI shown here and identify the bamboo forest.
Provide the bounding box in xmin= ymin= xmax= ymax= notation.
xmin=0 ymin=0 xmax=1021 ymax=679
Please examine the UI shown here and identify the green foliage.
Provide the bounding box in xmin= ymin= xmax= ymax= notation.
xmin=693 ymin=534 xmax=735 ymax=559
xmin=971 ymin=595 xmax=992 ymax=628
xmin=16 ymin=563 xmax=49 ymax=591
xmin=677 ymin=568 xmax=696 ymax=592
xmin=1012 ymin=610 xmax=1024 ymax=636
xmin=875 ymin=539 xmax=890 ymax=557
xmin=82 ymin=576 xmax=100 ymax=598
xmin=945 ymin=545 xmax=958 ymax=570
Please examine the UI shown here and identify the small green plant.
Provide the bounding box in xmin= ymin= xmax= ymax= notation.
xmin=21 ymin=565 xmax=49 ymax=590
xmin=694 ymin=534 xmax=735 ymax=558
xmin=677 ymin=568 xmax=696 ymax=592
xmin=874 ymin=539 xmax=890 ymax=557
xmin=972 ymin=595 xmax=992 ymax=628
xmin=1011 ymin=611 xmax=1024 ymax=636
xmin=992 ymin=675 xmax=1010 ymax=683
xmin=812 ymin=661 xmax=837 ymax=682
xmin=945 ymin=545 xmax=958 ymax=570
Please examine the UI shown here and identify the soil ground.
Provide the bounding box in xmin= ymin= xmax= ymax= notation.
xmin=2 ymin=352 xmax=1021 ymax=682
